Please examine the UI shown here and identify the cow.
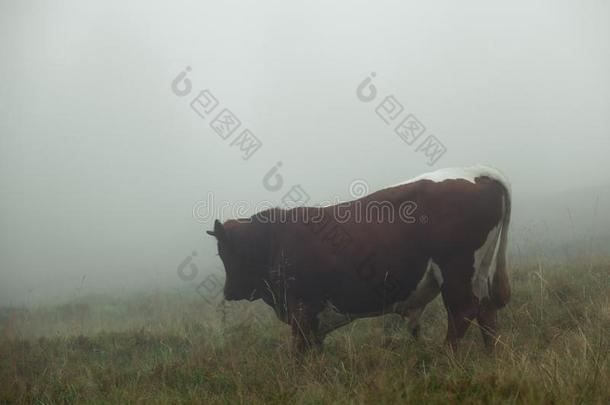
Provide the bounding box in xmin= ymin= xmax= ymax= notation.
xmin=207 ymin=165 xmax=511 ymax=352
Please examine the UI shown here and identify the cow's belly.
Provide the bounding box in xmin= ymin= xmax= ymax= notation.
xmin=316 ymin=259 xmax=442 ymax=335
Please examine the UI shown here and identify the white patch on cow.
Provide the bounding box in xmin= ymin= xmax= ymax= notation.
xmin=389 ymin=165 xmax=511 ymax=193
xmin=471 ymin=198 xmax=505 ymax=300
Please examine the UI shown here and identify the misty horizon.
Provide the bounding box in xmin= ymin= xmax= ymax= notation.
xmin=1 ymin=0 xmax=609 ymax=306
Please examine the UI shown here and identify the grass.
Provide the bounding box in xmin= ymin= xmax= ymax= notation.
xmin=1 ymin=259 xmax=609 ymax=404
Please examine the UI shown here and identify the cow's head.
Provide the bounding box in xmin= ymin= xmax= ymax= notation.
xmin=207 ymin=219 xmax=267 ymax=301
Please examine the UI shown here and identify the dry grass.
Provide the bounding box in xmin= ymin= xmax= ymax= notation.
xmin=1 ymin=259 xmax=609 ymax=404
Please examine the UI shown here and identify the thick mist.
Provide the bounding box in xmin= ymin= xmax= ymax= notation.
xmin=1 ymin=0 xmax=609 ymax=306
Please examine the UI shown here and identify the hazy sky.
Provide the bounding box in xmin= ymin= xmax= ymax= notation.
xmin=1 ymin=0 xmax=609 ymax=305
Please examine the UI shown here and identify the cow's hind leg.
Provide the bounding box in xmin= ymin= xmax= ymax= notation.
xmin=405 ymin=308 xmax=423 ymax=339
xmin=399 ymin=260 xmax=442 ymax=340
xmin=477 ymin=299 xmax=498 ymax=352
xmin=442 ymin=294 xmax=478 ymax=351
xmin=382 ymin=308 xmax=423 ymax=344
xmin=439 ymin=256 xmax=479 ymax=351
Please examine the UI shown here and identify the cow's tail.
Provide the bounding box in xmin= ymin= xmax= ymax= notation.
xmin=491 ymin=182 xmax=511 ymax=309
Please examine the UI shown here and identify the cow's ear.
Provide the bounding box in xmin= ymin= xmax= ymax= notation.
xmin=208 ymin=219 xmax=227 ymax=242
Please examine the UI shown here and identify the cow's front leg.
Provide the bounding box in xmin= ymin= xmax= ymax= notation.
xmin=290 ymin=300 xmax=323 ymax=353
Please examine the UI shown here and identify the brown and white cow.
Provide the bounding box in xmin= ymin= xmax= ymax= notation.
xmin=207 ymin=165 xmax=511 ymax=352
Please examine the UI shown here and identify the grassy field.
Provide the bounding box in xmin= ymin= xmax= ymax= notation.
xmin=1 ymin=259 xmax=609 ymax=404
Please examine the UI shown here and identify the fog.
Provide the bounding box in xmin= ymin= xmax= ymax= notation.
xmin=1 ymin=0 xmax=609 ymax=306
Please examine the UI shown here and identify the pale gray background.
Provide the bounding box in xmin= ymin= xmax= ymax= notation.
xmin=1 ymin=0 xmax=609 ymax=305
